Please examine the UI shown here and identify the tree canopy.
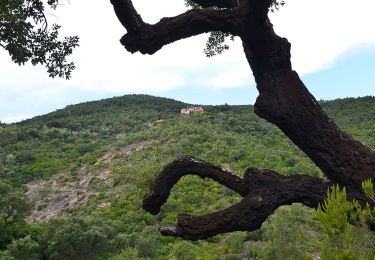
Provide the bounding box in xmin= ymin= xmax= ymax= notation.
xmin=0 ymin=0 xmax=78 ymax=79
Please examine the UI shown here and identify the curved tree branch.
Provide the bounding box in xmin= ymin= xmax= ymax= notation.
xmin=111 ymin=0 xmax=242 ymax=54
xmin=111 ymin=0 xmax=145 ymax=32
xmin=142 ymin=156 xmax=247 ymax=215
xmin=142 ymin=157 xmax=371 ymax=240
xmin=191 ymin=0 xmax=238 ymax=8
xmin=142 ymin=157 xmax=327 ymax=240
xmin=122 ymin=8 xmax=241 ymax=54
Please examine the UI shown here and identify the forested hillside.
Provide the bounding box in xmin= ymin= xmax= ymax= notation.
xmin=0 ymin=95 xmax=374 ymax=259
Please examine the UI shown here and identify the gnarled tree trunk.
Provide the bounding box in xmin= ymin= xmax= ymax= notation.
xmin=110 ymin=0 xmax=375 ymax=240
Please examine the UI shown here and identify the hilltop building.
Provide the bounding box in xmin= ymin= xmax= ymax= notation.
xmin=181 ymin=106 xmax=205 ymax=115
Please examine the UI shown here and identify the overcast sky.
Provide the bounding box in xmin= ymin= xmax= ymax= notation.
xmin=0 ymin=0 xmax=374 ymax=123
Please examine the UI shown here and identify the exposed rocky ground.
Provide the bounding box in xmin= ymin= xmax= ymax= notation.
xmin=26 ymin=141 xmax=151 ymax=221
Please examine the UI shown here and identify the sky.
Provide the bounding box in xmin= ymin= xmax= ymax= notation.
xmin=0 ymin=0 xmax=374 ymax=123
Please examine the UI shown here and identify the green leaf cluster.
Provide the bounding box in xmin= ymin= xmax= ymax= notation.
xmin=0 ymin=0 xmax=79 ymax=79
xmin=314 ymin=185 xmax=356 ymax=236
xmin=313 ymin=182 xmax=375 ymax=259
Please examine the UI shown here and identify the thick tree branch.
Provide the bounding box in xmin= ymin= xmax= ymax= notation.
xmin=160 ymin=194 xmax=277 ymax=240
xmin=142 ymin=157 xmax=336 ymax=240
xmin=254 ymin=71 xmax=375 ymax=189
xmin=191 ymin=0 xmax=238 ymax=8
xmin=142 ymin=156 xmax=247 ymax=215
xmin=111 ymin=0 xmax=242 ymax=54
xmin=111 ymin=0 xmax=145 ymax=32
xmin=239 ymin=15 xmax=375 ymax=188
xmin=142 ymin=157 xmax=371 ymax=240
xmin=122 ymin=8 xmax=241 ymax=54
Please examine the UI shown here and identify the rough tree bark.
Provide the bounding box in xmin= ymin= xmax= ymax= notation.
xmin=110 ymin=0 xmax=375 ymax=240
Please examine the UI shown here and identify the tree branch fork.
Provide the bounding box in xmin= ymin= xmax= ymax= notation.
xmin=110 ymin=0 xmax=375 ymax=240
xmin=141 ymin=156 xmax=369 ymax=240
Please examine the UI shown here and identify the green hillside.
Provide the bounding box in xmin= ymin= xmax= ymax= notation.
xmin=0 ymin=95 xmax=374 ymax=259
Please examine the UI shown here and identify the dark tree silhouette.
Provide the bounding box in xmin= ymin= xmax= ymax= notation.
xmin=110 ymin=0 xmax=375 ymax=240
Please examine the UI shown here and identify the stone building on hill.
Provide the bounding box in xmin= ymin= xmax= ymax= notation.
xmin=180 ymin=106 xmax=205 ymax=115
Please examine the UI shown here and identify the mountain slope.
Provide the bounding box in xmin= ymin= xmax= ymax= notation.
xmin=0 ymin=95 xmax=187 ymax=186
xmin=0 ymin=95 xmax=374 ymax=259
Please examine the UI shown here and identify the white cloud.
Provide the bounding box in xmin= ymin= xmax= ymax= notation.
xmin=269 ymin=0 xmax=375 ymax=74
xmin=1 ymin=0 xmax=375 ymax=122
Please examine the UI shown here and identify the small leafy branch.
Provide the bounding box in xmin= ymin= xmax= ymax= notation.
xmin=0 ymin=0 xmax=79 ymax=79
xmin=314 ymin=184 xmax=358 ymax=236
xmin=362 ymin=179 xmax=375 ymax=202
xmin=314 ymin=180 xmax=375 ymax=258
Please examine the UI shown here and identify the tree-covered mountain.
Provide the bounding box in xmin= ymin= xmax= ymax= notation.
xmin=0 ymin=95 xmax=374 ymax=259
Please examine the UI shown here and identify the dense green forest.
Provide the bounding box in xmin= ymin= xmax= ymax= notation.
xmin=0 ymin=95 xmax=374 ymax=259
